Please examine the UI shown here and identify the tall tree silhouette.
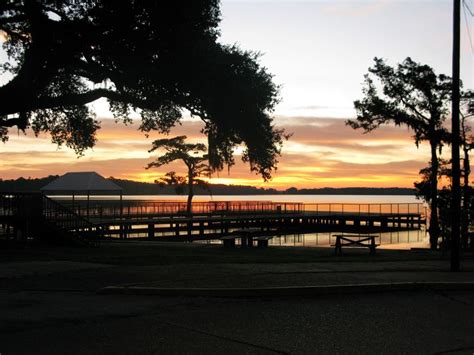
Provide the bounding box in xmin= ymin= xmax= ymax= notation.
xmin=347 ymin=57 xmax=452 ymax=249
xmin=146 ymin=136 xmax=210 ymax=214
xmin=0 ymin=0 xmax=283 ymax=179
xmin=460 ymin=90 xmax=474 ymax=248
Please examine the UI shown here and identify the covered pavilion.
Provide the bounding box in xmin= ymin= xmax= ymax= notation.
xmin=41 ymin=172 xmax=123 ymax=217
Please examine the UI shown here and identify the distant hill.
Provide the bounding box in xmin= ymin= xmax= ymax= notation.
xmin=284 ymin=187 xmax=415 ymax=195
xmin=0 ymin=175 xmax=60 ymax=192
xmin=108 ymin=178 xmax=279 ymax=195
xmin=0 ymin=175 xmax=416 ymax=195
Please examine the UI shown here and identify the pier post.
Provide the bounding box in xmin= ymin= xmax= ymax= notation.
xmin=187 ymin=220 xmax=192 ymax=237
xmin=148 ymin=223 xmax=154 ymax=239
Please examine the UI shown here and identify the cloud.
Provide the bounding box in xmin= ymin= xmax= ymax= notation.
xmin=0 ymin=116 xmax=440 ymax=188
xmin=321 ymin=0 xmax=395 ymax=17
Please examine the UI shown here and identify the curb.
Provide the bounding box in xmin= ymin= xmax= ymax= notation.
xmin=98 ymin=282 xmax=474 ymax=298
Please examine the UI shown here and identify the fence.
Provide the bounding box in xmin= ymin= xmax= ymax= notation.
xmin=303 ymin=203 xmax=426 ymax=216
xmin=55 ymin=199 xmax=305 ymax=219
xmin=0 ymin=192 xmax=97 ymax=242
xmin=50 ymin=198 xmax=426 ymax=222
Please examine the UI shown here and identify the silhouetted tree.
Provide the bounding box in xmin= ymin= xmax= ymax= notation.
xmin=414 ymin=160 xmax=451 ymax=248
xmin=347 ymin=57 xmax=452 ymax=249
xmin=460 ymin=90 xmax=474 ymax=248
xmin=146 ymin=136 xmax=210 ymax=214
xmin=0 ymin=0 xmax=283 ymax=179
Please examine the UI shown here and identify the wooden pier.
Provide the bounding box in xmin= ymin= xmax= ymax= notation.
xmin=93 ymin=209 xmax=425 ymax=241
xmin=80 ymin=200 xmax=426 ymax=241
xmin=0 ymin=193 xmax=426 ymax=243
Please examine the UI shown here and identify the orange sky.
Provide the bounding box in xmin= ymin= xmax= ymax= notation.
xmin=0 ymin=116 xmax=434 ymax=189
xmin=1 ymin=1 xmax=470 ymax=189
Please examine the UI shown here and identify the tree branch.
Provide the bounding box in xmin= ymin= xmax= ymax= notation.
xmin=0 ymin=26 xmax=29 ymax=41
xmin=0 ymin=116 xmax=22 ymax=128
xmin=398 ymin=95 xmax=429 ymax=123
xmin=0 ymin=14 xmax=26 ymax=26
xmin=34 ymin=88 xmax=122 ymax=110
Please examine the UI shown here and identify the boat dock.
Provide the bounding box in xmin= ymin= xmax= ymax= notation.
xmin=0 ymin=193 xmax=426 ymax=243
xmin=57 ymin=198 xmax=426 ymax=241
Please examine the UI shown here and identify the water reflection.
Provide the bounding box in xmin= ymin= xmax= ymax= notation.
xmin=267 ymin=228 xmax=426 ymax=248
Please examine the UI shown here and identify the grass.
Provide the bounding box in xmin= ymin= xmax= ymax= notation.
xmin=0 ymin=240 xmax=453 ymax=266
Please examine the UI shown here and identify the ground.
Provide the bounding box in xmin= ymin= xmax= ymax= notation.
xmin=1 ymin=242 xmax=473 ymax=354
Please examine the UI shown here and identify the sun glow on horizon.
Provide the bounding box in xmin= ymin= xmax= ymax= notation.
xmin=1 ymin=1 xmax=469 ymax=190
xmin=0 ymin=117 xmax=435 ymax=189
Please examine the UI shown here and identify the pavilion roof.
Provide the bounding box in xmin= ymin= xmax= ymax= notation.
xmin=40 ymin=172 xmax=122 ymax=194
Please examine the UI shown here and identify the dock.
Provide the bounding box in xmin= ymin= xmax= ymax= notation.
xmin=0 ymin=193 xmax=426 ymax=243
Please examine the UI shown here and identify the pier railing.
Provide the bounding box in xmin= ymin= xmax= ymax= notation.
xmin=0 ymin=192 xmax=98 ymax=243
xmin=303 ymin=203 xmax=426 ymax=216
xmin=50 ymin=198 xmax=426 ymax=222
xmin=56 ymin=200 xmax=305 ymax=219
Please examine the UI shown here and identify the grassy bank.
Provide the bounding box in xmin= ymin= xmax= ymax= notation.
xmin=0 ymin=240 xmax=453 ymax=266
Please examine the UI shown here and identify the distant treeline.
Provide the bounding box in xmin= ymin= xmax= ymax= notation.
xmin=0 ymin=175 xmax=416 ymax=195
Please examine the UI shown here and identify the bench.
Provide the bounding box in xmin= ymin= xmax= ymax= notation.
xmin=221 ymin=235 xmax=237 ymax=248
xmin=332 ymin=234 xmax=379 ymax=255
xmin=220 ymin=229 xmax=273 ymax=248
xmin=253 ymin=235 xmax=273 ymax=248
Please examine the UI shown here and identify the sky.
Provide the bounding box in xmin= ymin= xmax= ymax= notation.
xmin=1 ymin=0 xmax=473 ymax=189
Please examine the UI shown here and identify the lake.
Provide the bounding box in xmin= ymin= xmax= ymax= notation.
xmin=79 ymin=194 xmax=421 ymax=204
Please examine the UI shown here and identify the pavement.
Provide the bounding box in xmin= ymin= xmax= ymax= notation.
xmin=1 ymin=241 xmax=474 ymax=354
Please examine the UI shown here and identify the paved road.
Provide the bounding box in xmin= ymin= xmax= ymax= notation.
xmin=1 ymin=243 xmax=473 ymax=354
xmin=1 ymin=288 xmax=473 ymax=354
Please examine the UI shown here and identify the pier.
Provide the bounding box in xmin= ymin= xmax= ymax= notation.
xmin=0 ymin=193 xmax=426 ymax=243
xmin=95 ymin=208 xmax=425 ymax=241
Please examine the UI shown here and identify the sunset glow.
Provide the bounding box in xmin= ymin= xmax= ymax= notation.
xmin=1 ymin=117 xmax=431 ymax=188
xmin=0 ymin=0 xmax=472 ymax=189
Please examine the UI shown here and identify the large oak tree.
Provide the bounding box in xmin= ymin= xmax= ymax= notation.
xmin=0 ymin=0 xmax=283 ymax=179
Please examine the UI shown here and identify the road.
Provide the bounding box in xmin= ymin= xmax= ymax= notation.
xmin=1 ymin=289 xmax=473 ymax=354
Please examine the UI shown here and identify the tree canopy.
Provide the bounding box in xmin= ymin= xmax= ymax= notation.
xmin=146 ymin=136 xmax=210 ymax=178
xmin=0 ymin=0 xmax=283 ymax=179
xmin=347 ymin=57 xmax=451 ymax=145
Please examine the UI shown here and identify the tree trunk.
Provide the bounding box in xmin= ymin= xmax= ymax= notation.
xmin=461 ymin=147 xmax=470 ymax=249
xmin=429 ymin=141 xmax=440 ymax=250
xmin=186 ymin=169 xmax=194 ymax=215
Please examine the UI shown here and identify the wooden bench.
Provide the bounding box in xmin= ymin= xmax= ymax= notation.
xmin=221 ymin=228 xmax=273 ymax=248
xmin=253 ymin=235 xmax=273 ymax=248
xmin=221 ymin=235 xmax=237 ymax=248
xmin=332 ymin=234 xmax=379 ymax=255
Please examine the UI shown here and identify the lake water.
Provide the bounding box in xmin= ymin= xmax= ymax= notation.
xmin=80 ymin=194 xmax=421 ymax=204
